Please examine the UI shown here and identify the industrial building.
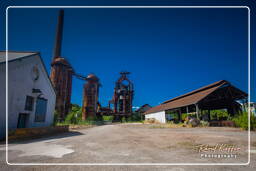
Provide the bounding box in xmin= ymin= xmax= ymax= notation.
xmin=109 ymin=72 xmax=134 ymax=121
xmin=0 ymin=51 xmax=56 ymax=139
xmin=50 ymin=10 xmax=101 ymax=121
xmin=144 ymin=80 xmax=247 ymax=123
xmin=49 ymin=10 xmax=136 ymax=121
xmin=82 ymin=74 xmax=100 ymax=120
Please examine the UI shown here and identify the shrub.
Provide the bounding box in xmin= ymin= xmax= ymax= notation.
xmin=53 ymin=110 xmax=59 ymax=126
xmin=77 ymin=120 xmax=93 ymax=125
xmin=103 ymin=115 xmax=113 ymax=121
xmin=131 ymin=112 xmax=143 ymax=121
xmin=200 ymin=120 xmax=209 ymax=127
xmin=188 ymin=118 xmax=200 ymax=127
xmin=210 ymin=109 xmax=231 ymax=120
xmin=121 ymin=116 xmax=131 ymax=122
xmin=64 ymin=104 xmax=82 ymax=124
xmin=232 ymin=112 xmax=256 ymax=130
xmin=144 ymin=118 xmax=161 ymax=124
xmin=181 ymin=113 xmax=188 ymax=121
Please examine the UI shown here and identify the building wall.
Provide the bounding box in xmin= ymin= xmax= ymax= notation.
xmin=145 ymin=111 xmax=166 ymax=123
xmin=0 ymin=54 xmax=56 ymax=139
xmin=0 ymin=63 xmax=6 ymax=139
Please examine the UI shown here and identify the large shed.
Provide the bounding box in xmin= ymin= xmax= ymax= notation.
xmin=144 ymin=80 xmax=247 ymax=123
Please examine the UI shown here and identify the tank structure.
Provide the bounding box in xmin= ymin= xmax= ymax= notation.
xmin=82 ymin=74 xmax=100 ymax=120
xmin=110 ymin=72 xmax=134 ymax=121
xmin=50 ymin=10 xmax=73 ymax=120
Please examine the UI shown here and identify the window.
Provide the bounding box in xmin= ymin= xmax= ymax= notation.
xmin=17 ymin=113 xmax=29 ymax=128
xmin=25 ymin=96 xmax=34 ymax=111
xmin=34 ymin=98 xmax=48 ymax=122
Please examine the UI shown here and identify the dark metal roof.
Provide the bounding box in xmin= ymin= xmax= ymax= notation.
xmin=144 ymin=80 xmax=247 ymax=115
xmin=0 ymin=51 xmax=39 ymax=64
xmin=162 ymin=80 xmax=227 ymax=104
xmin=135 ymin=104 xmax=152 ymax=112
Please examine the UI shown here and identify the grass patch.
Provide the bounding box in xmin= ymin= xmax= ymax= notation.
xmin=56 ymin=120 xmax=104 ymax=126
xmin=149 ymin=122 xmax=187 ymax=129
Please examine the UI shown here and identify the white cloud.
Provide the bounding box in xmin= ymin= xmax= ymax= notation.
xmin=132 ymin=106 xmax=140 ymax=109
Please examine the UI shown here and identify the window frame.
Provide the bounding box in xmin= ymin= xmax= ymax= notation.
xmin=24 ymin=96 xmax=34 ymax=111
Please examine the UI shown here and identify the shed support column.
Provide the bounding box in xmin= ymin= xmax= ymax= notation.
xmin=242 ymin=99 xmax=247 ymax=112
xmin=195 ymin=104 xmax=199 ymax=119
xmin=186 ymin=106 xmax=189 ymax=114
xmin=178 ymin=108 xmax=182 ymax=122
xmin=208 ymin=110 xmax=211 ymax=121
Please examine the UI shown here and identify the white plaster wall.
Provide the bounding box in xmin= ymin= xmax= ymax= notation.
xmin=0 ymin=63 xmax=6 ymax=139
xmin=145 ymin=111 xmax=166 ymax=123
xmin=0 ymin=54 xmax=56 ymax=139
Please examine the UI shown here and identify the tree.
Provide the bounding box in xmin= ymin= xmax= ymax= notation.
xmin=65 ymin=104 xmax=82 ymax=124
xmin=210 ymin=110 xmax=230 ymax=120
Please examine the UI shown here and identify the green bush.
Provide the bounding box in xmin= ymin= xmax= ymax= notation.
xmin=77 ymin=120 xmax=94 ymax=125
xmin=200 ymin=120 xmax=209 ymax=127
xmin=181 ymin=113 xmax=188 ymax=121
xmin=210 ymin=110 xmax=231 ymax=120
xmin=131 ymin=112 xmax=142 ymax=121
xmin=53 ymin=110 xmax=59 ymax=126
xmin=103 ymin=115 xmax=113 ymax=121
xmin=64 ymin=104 xmax=82 ymax=124
xmin=232 ymin=112 xmax=256 ymax=130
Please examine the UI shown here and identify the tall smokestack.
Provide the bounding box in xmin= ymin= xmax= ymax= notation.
xmin=53 ymin=9 xmax=64 ymax=59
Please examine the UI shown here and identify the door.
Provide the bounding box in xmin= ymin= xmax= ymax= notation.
xmin=17 ymin=113 xmax=28 ymax=128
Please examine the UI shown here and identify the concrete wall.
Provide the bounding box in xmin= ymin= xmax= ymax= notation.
xmin=9 ymin=126 xmax=69 ymax=141
xmin=0 ymin=54 xmax=56 ymax=139
xmin=145 ymin=111 xmax=166 ymax=123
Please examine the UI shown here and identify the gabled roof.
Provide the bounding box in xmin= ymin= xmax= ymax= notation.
xmin=162 ymin=80 xmax=227 ymax=104
xmin=0 ymin=51 xmax=39 ymax=64
xmin=135 ymin=104 xmax=152 ymax=112
xmin=0 ymin=51 xmax=56 ymax=95
xmin=144 ymin=80 xmax=246 ymax=115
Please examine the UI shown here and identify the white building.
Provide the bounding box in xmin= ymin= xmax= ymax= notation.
xmin=0 ymin=51 xmax=56 ymax=139
xmin=145 ymin=111 xmax=166 ymax=123
xmin=241 ymin=102 xmax=256 ymax=116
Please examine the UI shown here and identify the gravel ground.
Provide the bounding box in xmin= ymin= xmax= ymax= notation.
xmin=0 ymin=123 xmax=255 ymax=171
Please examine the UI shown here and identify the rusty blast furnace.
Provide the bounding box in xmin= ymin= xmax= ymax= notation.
xmin=82 ymin=74 xmax=100 ymax=120
xmin=50 ymin=10 xmax=73 ymax=120
xmin=49 ymin=10 xmax=134 ymax=121
xmin=110 ymin=72 xmax=134 ymax=121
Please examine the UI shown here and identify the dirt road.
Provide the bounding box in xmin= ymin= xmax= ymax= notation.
xmin=0 ymin=123 xmax=255 ymax=170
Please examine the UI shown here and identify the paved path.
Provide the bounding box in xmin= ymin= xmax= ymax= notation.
xmin=0 ymin=124 xmax=255 ymax=170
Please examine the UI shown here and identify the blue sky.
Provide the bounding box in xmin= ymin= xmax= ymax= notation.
xmin=1 ymin=1 xmax=254 ymax=108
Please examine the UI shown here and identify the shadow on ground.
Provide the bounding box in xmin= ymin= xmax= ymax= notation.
xmin=7 ymin=131 xmax=84 ymax=145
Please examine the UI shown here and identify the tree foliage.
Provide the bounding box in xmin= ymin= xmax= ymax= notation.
xmin=210 ymin=109 xmax=231 ymax=120
xmin=65 ymin=104 xmax=82 ymax=124
xmin=232 ymin=112 xmax=256 ymax=130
